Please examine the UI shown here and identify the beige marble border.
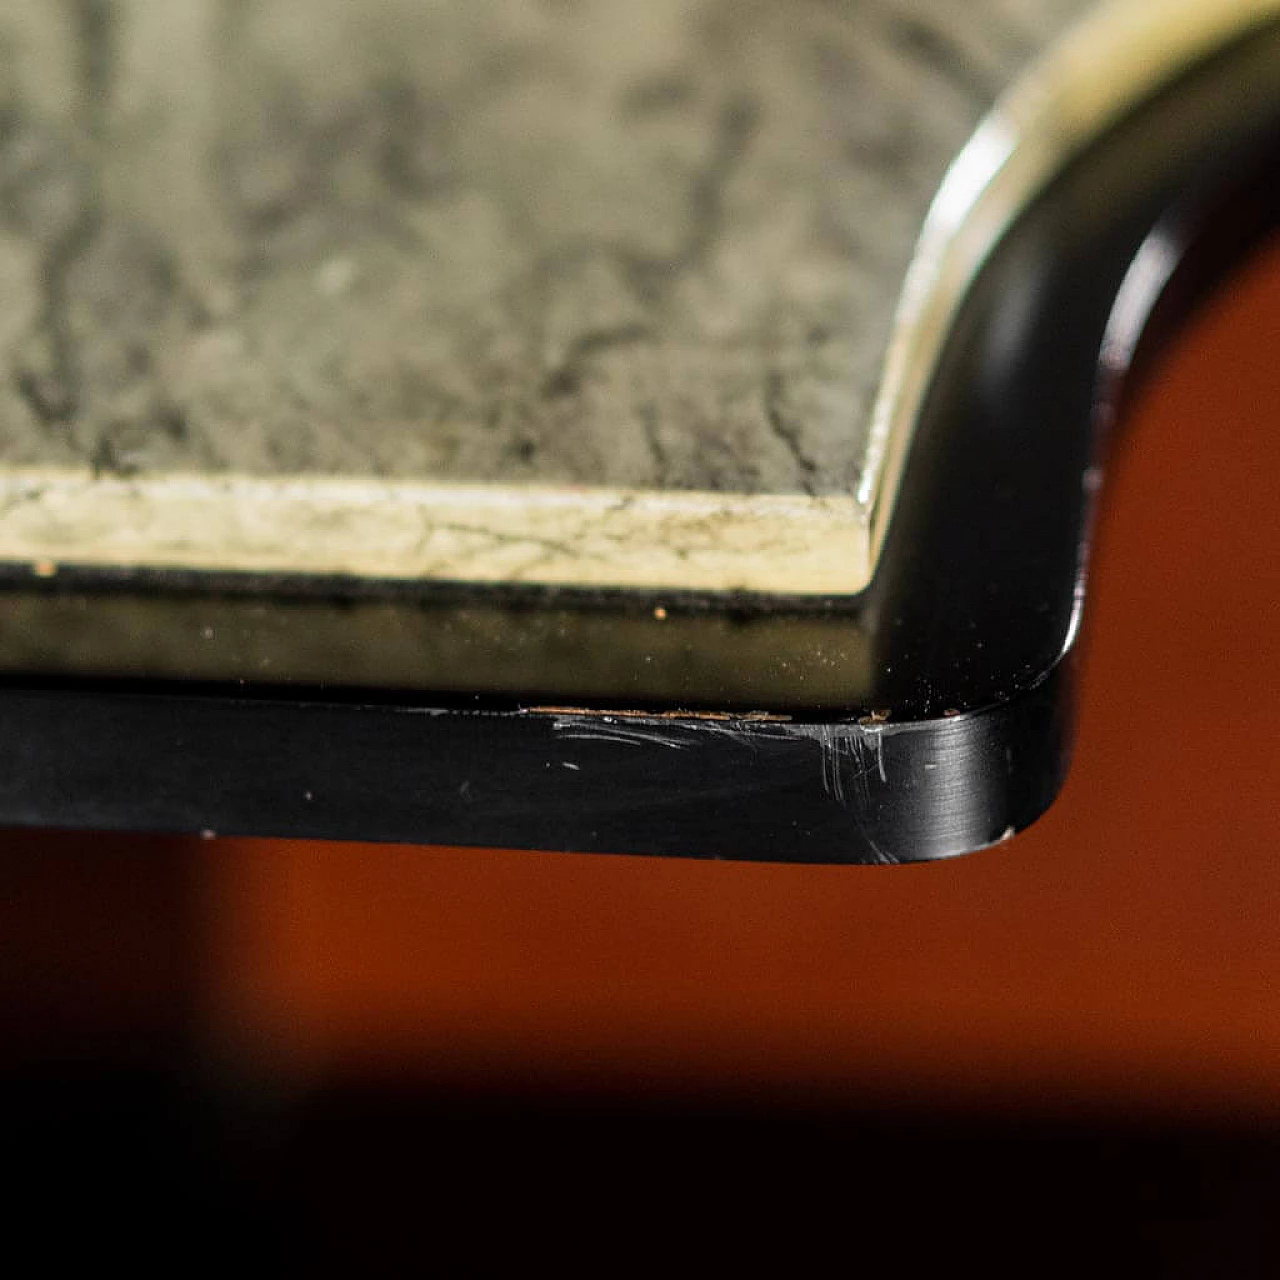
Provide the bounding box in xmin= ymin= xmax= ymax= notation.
xmin=0 ymin=468 xmax=862 ymax=593
xmin=2 ymin=0 xmax=1275 ymax=595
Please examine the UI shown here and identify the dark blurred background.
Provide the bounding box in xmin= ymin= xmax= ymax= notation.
xmin=2 ymin=237 xmax=1278 ymax=1270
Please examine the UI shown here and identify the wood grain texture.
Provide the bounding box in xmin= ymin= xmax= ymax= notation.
xmin=0 ymin=0 xmax=1086 ymax=498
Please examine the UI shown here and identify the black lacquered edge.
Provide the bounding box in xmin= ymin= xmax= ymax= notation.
xmin=0 ymin=661 xmax=1074 ymax=862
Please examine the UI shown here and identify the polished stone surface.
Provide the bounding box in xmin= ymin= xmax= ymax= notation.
xmin=0 ymin=0 xmax=1084 ymax=499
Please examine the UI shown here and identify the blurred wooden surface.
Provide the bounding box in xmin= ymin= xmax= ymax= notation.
xmin=4 ymin=235 xmax=1279 ymax=1121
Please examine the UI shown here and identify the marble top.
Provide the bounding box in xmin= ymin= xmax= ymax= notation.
xmin=1 ymin=0 xmax=1087 ymax=499
xmin=0 ymin=0 xmax=1119 ymax=599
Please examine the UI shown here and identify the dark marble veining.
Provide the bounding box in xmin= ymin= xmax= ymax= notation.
xmin=0 ymin=0 xmax=1086 ymax=496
